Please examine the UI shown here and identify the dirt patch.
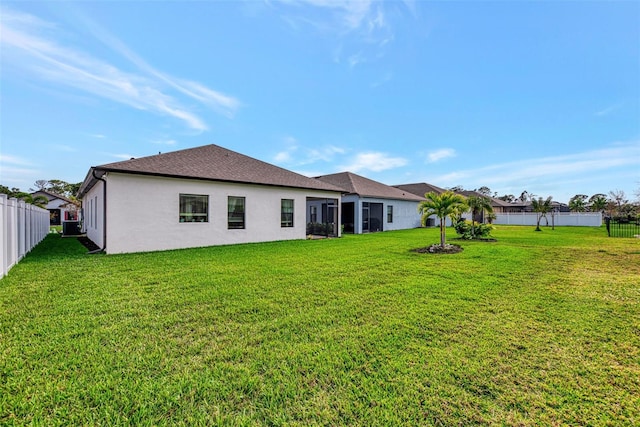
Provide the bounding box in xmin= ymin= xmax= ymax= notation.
xmin=77 ymin=236 xmax=101 ymax=252
xmin=413 ymin=244 xmax=463 ymax=254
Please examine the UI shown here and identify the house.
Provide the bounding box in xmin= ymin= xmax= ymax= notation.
xmin=31 ymin=189 xmax=79 ymax=226
xmin=77 ymin=144 xmax=344 ymax=254
xmin=393 ymin=182 xmax=447 ymax=198
xmin=314 ymin=172 xmax=424 ymax=234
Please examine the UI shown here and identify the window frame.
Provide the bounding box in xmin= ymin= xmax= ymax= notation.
xmin=281 ymin=199 xmax=294 ymax=228
xmin=228 ymin=196 xmax=246 ymax=229
xmin=309 ymin=205 xmax=317 ymax=223
xmin=387 ymin=205 xmax=393 ymax=223
xmin=179 ymin=194 xmax=209 ymax=223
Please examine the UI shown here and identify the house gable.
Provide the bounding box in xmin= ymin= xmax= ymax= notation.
xmin=78 ymin=144 xmax=343 ymax=198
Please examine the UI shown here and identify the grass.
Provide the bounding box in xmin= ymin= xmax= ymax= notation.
xmin=1 ymin=226 xmax=639 ymax=426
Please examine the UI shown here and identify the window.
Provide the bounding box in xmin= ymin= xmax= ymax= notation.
xmin=309 ymin=205 xmax=317 ymax=223
xmin=179 ymin=194 xmax=208 ymax=222
xmin=93 ymin=196 xmax=97 ymax=228
xmin=228 ymin=196 xmax=245 ymax=229
xmin=387 ymin=205 xmax=393 ymax=223
xmin=281 ymin=199 xmax=294 ymax=227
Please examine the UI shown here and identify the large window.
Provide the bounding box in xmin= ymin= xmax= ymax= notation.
xmin=179 ymin=194 xmax=208 ymax=222
xmin=228 ymin=196 xmax=245 ymax=229
xmin=281 ymin=199 xmax=294 ymax=227
xmin=387 ymin=205 xmax=394 ymax=223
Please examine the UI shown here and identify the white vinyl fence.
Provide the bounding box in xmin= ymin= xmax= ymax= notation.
xmin=1 ymin=194 xmax=50 ymax=279
xmin=494 ymin=212 xmax=602 ymax=227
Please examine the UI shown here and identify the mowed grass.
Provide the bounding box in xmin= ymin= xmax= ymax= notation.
xmin=1 ymin=227 xmax=639 ymax=426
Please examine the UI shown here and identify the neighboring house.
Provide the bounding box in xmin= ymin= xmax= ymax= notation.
xmin=392 ymin=182 xmax=462 ymax=226
xmin=314 ymin=172 xmax=424 ymax=234
xmin=393 ymin=182 xmax=447 ymax=198
xmin=31 ymin=190 xmax=79 ymax=226
xmin=77 ymin=144 xmax=343 ymax=254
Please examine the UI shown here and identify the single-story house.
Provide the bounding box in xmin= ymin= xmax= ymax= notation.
xmin=31 ymin=190 xmax=80 ymax=225
xmin=393 ymin=182 xmax=447 ymax=198
xmin=77 ymin=144 xmax=344 ymax=254
xmin=314 ymin=172 xmax=425 ymax=234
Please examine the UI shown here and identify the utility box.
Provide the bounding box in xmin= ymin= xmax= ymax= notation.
xmin=62 ymin=221 xmax=81 ymax=236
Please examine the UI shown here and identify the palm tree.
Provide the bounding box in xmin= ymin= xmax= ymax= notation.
xmin=531 ymin=196 xmax=553 ymax=231
xmin=568 ymin=194 xmax=588 ymax=212
xmin=589 ymin=194 xmax=608 ymax=213
xmin=14 ymin=193 xmax=49 ymax=209
xmin=418 ymin=191 xmax=467 ymax=248
xmin=466 ymin=195 xmax=494 ymax=237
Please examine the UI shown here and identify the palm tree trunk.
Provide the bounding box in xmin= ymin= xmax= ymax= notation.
xmin=440 ymin=218 xmax=446 ymax=247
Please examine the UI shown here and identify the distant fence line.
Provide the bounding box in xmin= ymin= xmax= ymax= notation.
xmin=605 ymin=217 xmax=640 ymax=238
xmin=1 ymin=194 xmax=50 ymax=279
xmin=493 ymin=212 xmax=602 ymax=227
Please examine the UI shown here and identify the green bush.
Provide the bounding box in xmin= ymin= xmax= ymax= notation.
xmin=454 ymin=219 xmax=494 ymax=239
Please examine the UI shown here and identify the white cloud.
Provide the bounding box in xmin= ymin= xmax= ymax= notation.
xmin=595 ymin=104 xmax=621 ymax=117
xmin=341 ymin=151 xmax=407 ymax=173
xmin=51 ymin=144 xmax=76 ymax=152
xmin=151 ymin=139 xmax=177 ymax=146
xmin=427 ymin=148 xmax=456 ymax=163
xmin=274 ymin=150 xmax=294 ymax=163
xmin=0 ymin=6 xmax=240 ymax=131
xmin=0 ymin=154 xmax=40 ymax=188
xmin=270 ymin=0 xmax=411 ymax=67
xmin=0 ymin=154 xmax=33 ymax=166
xmin=273 ymin=137 xmax=344 ymax=166
xmin=102 ymin=153 xmax=136 ymax=161
xmin=430 ymin=141 xmax=640 ymax=199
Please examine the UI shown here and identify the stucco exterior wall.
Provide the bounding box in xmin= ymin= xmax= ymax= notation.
xmin=82 ymin=180 xmax=105 ymax=249
xmin=103 ymin=173 xmax=340 ymax=254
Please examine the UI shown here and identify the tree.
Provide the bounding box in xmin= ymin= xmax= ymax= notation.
xmin=10 ymin=192 xmax=49 ymax=208
xmin=519 ymin=190 xmax=534 ymax=202
xmin=568 ymin=194 xmax=588 ymax=212
xmin=475 ymin=186 xmax=492 ymax=197
xmin=466 ymin=195 xmax=494 ymax=237
xmin=449 ymin=185 xmax=465 ymax=193
xmin=497 ymin=194 xmax=516 ymax=203
xmin=418 ymin=191 xmax=467 ymax=248
xmin=608 ymin=190 xmax=627 ymax=209
xmin=30 ymin=179 xmax=82 ymax=199
xmin=531 ymin=196 xmax=553 ymax=231
xmin=588 ymin=194 xmax=607 ymax=213
xmin=0 ymin=185 xmax=22 ymax=198
xmin=33 ymin=180 xmax=49 ymax=191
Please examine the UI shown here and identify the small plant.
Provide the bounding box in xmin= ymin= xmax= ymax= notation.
xmin=454 ymin=219 xmax=494 ymax=240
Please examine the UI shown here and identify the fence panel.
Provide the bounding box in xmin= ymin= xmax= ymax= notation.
xmin=605 ymin=218 xmax=640 ymax=238
xmin=494 ymin=212 xmax=602 ymax=227
xmin=0 ymin=195 xmax=50 ymax=279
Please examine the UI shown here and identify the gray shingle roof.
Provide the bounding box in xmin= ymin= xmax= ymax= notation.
xmin=315 ymin=172 xmax=424 ymax=201
xmin=79 ymin=144 xmax=344 ymax=197
xmin=392 ymin=182 xmax=447 ymax=198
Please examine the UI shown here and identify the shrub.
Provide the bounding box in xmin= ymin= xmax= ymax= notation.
xmin=454 ymin=219 xmax=494 ymax=240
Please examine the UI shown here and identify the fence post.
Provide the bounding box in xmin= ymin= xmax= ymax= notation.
xmin=0 ymin=194 xmax=5 ymax=278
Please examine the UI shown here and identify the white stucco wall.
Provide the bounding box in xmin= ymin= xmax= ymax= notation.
xmin=82 ymin=180 xmax=105 ymax=249
xmin=103 ymin=173 xmax=340 ymax=254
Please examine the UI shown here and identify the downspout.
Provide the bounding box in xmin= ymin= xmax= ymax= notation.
xmin=91 ymin=169 xmax=107 ymax=253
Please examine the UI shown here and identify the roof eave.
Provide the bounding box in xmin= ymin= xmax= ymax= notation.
xmin=90 ymin=168 xmax=344 ymax=194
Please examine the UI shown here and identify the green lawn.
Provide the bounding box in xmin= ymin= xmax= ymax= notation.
xmin=1 ymin=227 xmax=639 ymax=426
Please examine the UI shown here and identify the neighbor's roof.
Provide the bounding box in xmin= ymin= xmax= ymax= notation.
xmin=314 ymin=172 xmax=424 ymax=201
xmin=392 ymin=182 xmax=447 ymax=198
xmin=78 ymin=144 xmax=344 ymax=198
xmin=32 ymin=189 xmax=77 ymax=204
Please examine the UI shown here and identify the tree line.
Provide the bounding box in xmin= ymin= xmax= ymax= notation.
xmin=449 ymin=185 xmax=640 ymax=219
xmin=0 ymin=180 xmax=82 ymax=208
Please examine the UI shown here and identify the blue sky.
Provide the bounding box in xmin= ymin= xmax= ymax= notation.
xmin=1 ymin=1 xmax=638 ymax=203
